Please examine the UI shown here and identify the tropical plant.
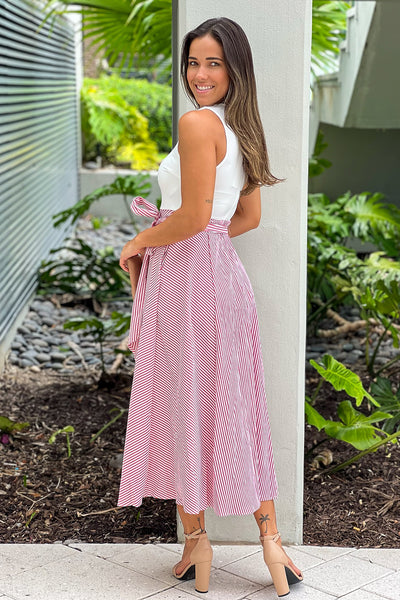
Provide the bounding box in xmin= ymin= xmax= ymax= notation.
xmin=311 ymin=1 xmax=351 ymax=83
xmin=305 ymin=399 xmax=391 ymax=451
xmin=305 ymin=355 xmax=400 ymax=472
xmin=309 ymin=130 xmax=332 ymax=178
xmin=52 ymin=173 xmax=151 ymax=226
xmin=308 ymin=354 xmax=377 ymax=407
xmin=81 ymin=80 xmax=160 ymax=169
xmin=370 ymin=377 xmax=400 ymax=434
xmin=350 ymin=280 xmax=400 ymax=377
xmin=63 ymin=311 xmax=131 ymax=374
xmin=38 ymin=240 xmax=131 ymax=304
xmin=43 ymin=0 xmax=172 ymax=72
xmin=307 ymin=190 xmax=400 ymax=330
xmin=83 ymin=75 xmax=172 ymax=156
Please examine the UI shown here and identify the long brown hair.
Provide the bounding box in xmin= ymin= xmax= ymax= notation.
xmin=181 ymin=17 xmax=284 ymax=195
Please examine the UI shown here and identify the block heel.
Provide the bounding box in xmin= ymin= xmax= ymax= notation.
xmin=195 ymin=559 xmax=212 ymax=593
xmin=172 ymin=528 xmax=213 ymax=593
xmin=260 ymin=532 xmax=303 ymax=597
xmin=267 ymin=562 xmax=290 ymax=597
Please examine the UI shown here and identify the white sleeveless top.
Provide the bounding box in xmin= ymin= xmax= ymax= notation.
xmin=158 ymin=104 xmax=246 ymax=221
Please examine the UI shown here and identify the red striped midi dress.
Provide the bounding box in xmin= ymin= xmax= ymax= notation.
xmin=118 ymin=104 xmax=278 ymax=517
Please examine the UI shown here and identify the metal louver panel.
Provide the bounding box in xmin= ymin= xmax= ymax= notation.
xmin=0 ymin=0 xmax=79 ymax=342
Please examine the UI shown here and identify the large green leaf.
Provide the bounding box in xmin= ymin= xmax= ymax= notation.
xmin=324 ymin=401 xmax=391 ymax=450
xmin=310 ymin=354 xmax=378 ymax=407
xmin=311 ymin=1 xmax=351 ymax=81
xmin=43 ymin=0 xmax=172 ymax=70
xmin=345 ymin=192 xmax=400 ymax=245
xmin=305 ymin=400 xmax=329 ymax=431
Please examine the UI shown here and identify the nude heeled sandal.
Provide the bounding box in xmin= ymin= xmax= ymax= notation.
xmin=260 ymin=532 xmax=303 ymax=597
xmin=172 ymin=527 xmax=213 ymax=593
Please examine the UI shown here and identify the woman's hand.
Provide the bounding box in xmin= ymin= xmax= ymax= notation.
xmin=119 ymin=238 xmax=146 ymax=272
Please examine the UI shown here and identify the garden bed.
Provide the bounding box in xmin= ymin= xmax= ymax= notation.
xmin=0 ymin=367 xmax=176 ymax=544
xmin=1 ymin=361 xmax=399 ymax=547
xmin=304 ymin=362 xmax=400 ymax=548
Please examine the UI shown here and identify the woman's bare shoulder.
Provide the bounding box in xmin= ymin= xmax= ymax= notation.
xmin=179 ymin=109 xmax=221 ymax=135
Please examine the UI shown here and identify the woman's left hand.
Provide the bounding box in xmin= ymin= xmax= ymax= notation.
xmin=120 ymin=238 xmax=146 ymax=272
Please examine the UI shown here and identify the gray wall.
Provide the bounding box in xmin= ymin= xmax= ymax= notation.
xmin=0 ymin=0 xmax=80 ymax=367
xmin=309 ymin=123 xmax=400 ymax=204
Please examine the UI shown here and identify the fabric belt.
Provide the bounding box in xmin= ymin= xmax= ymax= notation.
xmin=130 ymin=196 xmax=230 ymax=236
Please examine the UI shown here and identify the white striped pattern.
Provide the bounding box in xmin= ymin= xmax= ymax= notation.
xmin=118 ymin=198 xmax=278 ymax=516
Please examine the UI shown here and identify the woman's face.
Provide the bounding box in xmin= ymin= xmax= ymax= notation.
xmin=186 ymin=34 xmax=230 ymax=107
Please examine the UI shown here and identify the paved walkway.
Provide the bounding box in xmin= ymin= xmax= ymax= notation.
xmin=0 ymin=542 xmax=399 ymax=599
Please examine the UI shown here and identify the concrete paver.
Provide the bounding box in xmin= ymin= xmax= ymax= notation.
xmin=0 ymin=544 xmax=73 ymax=579
xmin=364 ymin=569 xmax=400 ymax=600
xmin=0 ymin=543 xmax=399 ymax=600
xmin=300 ymin=553 xmax=393 ymax=597
xmin=246 ymin=584 xmax=336 ymax=599
xmin=340 ymin=591 xmax=391 ymax=600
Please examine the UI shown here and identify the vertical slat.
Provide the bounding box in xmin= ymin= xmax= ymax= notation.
xmin=0 ymin=0 xmax=79 ymax=342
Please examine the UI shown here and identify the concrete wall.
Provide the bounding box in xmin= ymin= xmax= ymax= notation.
xmin=177 ymin=1 xmax=311 ymax=544
xmin=309 ymin=124 xmax=400 ymax=206
xmin=80 ymin=168 xmax=160 ymax=220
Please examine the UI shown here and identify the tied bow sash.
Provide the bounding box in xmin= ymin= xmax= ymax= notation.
xmin=127 ymin=197 xmax=162 ymax=355
xmin=130 ymin=196 xmax=161 ymax=224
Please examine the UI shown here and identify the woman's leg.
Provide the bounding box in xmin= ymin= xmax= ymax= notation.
xmin=254 ymin=500 xmax=302 ymax=577
xmin=174 ymin=505 xmax=206 ymax=576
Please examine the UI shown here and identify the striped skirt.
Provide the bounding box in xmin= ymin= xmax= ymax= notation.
xmin=118 ymin=199 xmax=278 ymax=517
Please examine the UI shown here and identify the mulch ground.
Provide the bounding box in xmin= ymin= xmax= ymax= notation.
xmin=1 ymin=363 xmax=399 ymax=547
xmin=304 ymin=364 xmax=400 ymax=548
xmin=0 ymin=367 xmax=176 ymax=544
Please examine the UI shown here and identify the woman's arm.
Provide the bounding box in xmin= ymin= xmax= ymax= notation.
xmin=228 ymin=186 xmax=261 ymax=238
xmin=127 ymin=255 xmax=142 ymax=298
xmin=119 ymin=110 xmax=220 ymax=271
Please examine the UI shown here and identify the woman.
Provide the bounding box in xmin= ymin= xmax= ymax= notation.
xmin=118 ymin=17 xmax=303 ymax=598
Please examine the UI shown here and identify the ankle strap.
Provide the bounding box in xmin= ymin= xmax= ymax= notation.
xmin=259 ymin=532 xmax=280 ymax=543
xmin=184 ymin=528 xmax=205 ymax=539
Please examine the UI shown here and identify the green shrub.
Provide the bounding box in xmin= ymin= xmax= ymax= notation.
xmin=82 ymin=75 xmax=172 ymax=168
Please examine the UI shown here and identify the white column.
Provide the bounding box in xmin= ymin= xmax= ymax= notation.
xmin=176 ymin=0 xmax=311 ymax=544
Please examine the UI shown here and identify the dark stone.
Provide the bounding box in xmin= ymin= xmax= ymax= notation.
xmin=31 ymin=339 xmax=49 ymax=348
xmin=27 ymin=311 xmax=41 ymax=322
xmin=309 ymin=345 xmax=326 ymax=353
xmin=24 ymin=320 xmax=40 ymax=332
xmin=20 ymin=359 xmax=34 ymax=368
xmin=42 ymin=317 xmax=57 ymax=327
xmin=345 ymin=354 xmax=358 ymax=364
xmin=36 ymin=353 xmax=50 ymax=363
xmin=342 ymin=343 xmax=354 ymax=351
xmin=20 ymin=351 xmax=40 ymax=365
xmin=50 ymin=363 xmax=64 ymax=370
xmin=50 ymin=352 xmax=68 ymax=362
xmin=18 ymin=326 xmax=31 ymax=336
xmin=13 ymin=334 xmax=27 ymax=346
